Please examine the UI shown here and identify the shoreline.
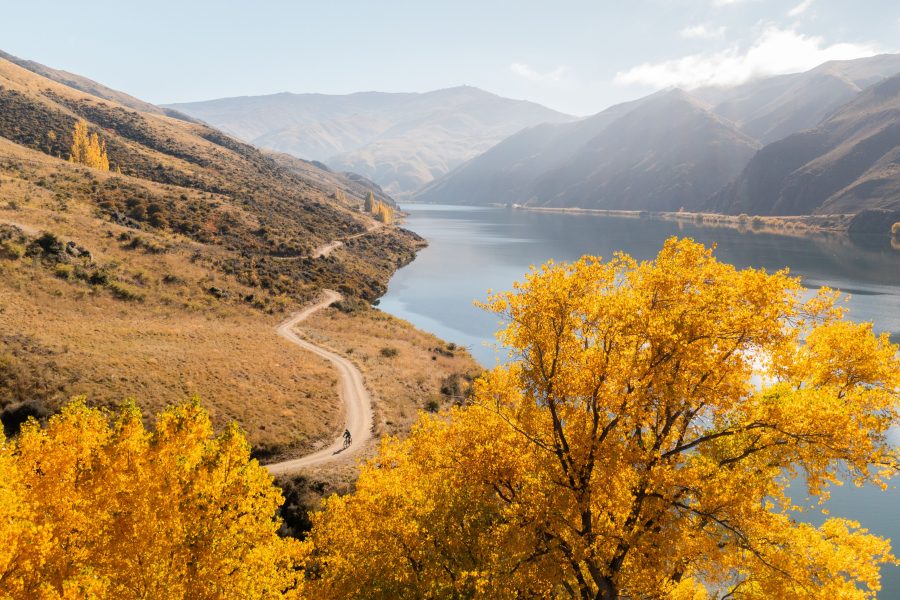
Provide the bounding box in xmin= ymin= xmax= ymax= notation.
xmin=504 ymin=204 xmax=855 ymax=238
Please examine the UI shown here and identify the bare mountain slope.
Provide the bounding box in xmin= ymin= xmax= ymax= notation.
xmin=694 ymin=54 xmax=900 ymax=145
xmin=418 ymin=90 xmax=759 ymax=211
xmin=709 ymin=74 xmax=900 ymax=215
xmin=166 ymin=87 xmax=574 ymax=196
xmin=418 ymin=55 xmax=900 ymax=214
xmin=415 ymin=97 xmax=645 ymax=205
xmin=0 ymin=49 xmax=198 ymax=121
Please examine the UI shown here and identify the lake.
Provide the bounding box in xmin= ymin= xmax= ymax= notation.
xmin=380 ymin=204 xmax=900 ymax=596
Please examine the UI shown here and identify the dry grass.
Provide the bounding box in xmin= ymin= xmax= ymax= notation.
xmin=275 ymin=305 xmax=483 ymax=536
xmin=0 ymin=155 xmax=476 ymax=462
xmin=301 ymin=306 xmax=482 ymax=440
xmin=0 ymin=192 xmax=344 ymax=457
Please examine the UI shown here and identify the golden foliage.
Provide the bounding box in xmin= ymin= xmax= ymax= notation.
xmin=306 ymin=238 xmax=900 ymax=599
xmin=373 ymin=201 xmax=393 ymax=224
xmin=363 ymin=192 xmax=393 ymax=224
xmin=68 ymin=119 xmax=109 ymax=171
xmin=0 ymin=400 xmax=307 ymax=599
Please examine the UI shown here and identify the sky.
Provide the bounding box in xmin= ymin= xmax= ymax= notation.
xmin=2 ymin=0 xmax=899 ymax=116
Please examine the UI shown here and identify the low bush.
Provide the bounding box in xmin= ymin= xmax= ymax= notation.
xmin=107 ymin=280 xmax=144 ymax=301
xmin=54 ymin=263 xmax=74 ymax=280
xmin=0 ymin=239 xmax=25 ymax=260
xmin=379 ymin=347 xmax=398 ymax=358
xmin=87 ymin=270 xmax=110 ymax=286
xmin=0 ymin=400 xmax=50 ymax=437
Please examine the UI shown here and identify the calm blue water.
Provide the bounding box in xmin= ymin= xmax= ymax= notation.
xmin=380 ymin=204 xmax=900 ymax=596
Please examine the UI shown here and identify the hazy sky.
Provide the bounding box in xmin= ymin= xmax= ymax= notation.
xmin=3 ymin=0 xmax=898 ymax=115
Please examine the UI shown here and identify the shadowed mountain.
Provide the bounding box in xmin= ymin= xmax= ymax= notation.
xmin=709 ymin=74 xmax=900 ymax=216
xmin=694 ymin=54 xmax=900 ymax=145
xmin=165 ymin=87 xmax=573 ymax=196
xmin=419 ymin=55 xmax=900 ymax=214
xmin=419 ymin=90 xmax=760 ymax=211
xmin=413 ymin=98 xmax=645 ymax=206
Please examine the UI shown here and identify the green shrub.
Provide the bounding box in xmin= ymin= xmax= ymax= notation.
xmin=107 ymin=280 xmax=144 ymax=301
xmin=424 ymin=398 xmax=440 ymax=413
xmin=380 ymin=347 xmax=399 ymax=358
xmin=54 ymin=263 xmax=74 ymax=280
xmin=87 ymin=270 xmax=110 ymax=286
xmin=31 ymin=232 xmax=64 ymax=256
xmin=0 ymin=240 xmax=25 ymax=260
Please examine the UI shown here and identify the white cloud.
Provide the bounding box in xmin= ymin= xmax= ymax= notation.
xmin=614 ymin=26 xmax=878 ymax=89
xmin=510 ymin=63 xmax=572 ymax=84
xmin=680 ymin=24 xmax=727 ymax=39
xmin=712 ymin=0 xmax=755 ymax=6
xmin=788 ymin=0 xmax=815 ymax=17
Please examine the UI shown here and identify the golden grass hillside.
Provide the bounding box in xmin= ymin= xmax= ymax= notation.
xmin=0 ymin=51 xmax=466 ymax=467
xmin=0 ymin=54 xmax=424 ymax=302
xmin=275 ymin=305 xmax=481 ymax=536
xmin=301 ymin=305 xmax=481 ymax=440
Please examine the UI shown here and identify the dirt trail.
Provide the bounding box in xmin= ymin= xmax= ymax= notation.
xmin=265 ymin=290 xmax=373 ymax=475
xmin=312 ymin=221 xmax=382 ymax=258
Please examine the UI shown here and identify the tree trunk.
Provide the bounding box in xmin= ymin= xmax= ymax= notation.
xmin=595 ymin=577 xmax=617 ymax=600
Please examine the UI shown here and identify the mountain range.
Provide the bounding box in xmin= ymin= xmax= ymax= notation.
xmin=418 ymin=54 xmax=900 ymax=217
xmin=166 ymin=88 xmax=573 ymax=197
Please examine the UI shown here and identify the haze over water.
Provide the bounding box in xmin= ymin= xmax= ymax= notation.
xmin=380 ymin=204 xmax=900 ymax=597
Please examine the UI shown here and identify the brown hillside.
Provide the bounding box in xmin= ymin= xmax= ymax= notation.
xmin=0 ymin=52 xmax=475 ymax=461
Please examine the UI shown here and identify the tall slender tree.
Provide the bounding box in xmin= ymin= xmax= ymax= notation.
xmin=68 ymin=119 xmax=110 ymax=171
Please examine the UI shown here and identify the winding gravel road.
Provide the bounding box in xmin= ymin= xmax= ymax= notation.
xmin=265 ymin=290 xmax=373 ymax=475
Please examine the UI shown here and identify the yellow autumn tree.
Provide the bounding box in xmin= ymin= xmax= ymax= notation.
xmin=375 ymin=202 xmax=393 ymax=224
xmin=306 ymin=238 xmax=900 ymax=599
xmin=68 ymin=119 xmax=109 ymax=171
xmin=0 ymin=399 xmax=307 ymax=599
xmin=364 ymin=191 xmax=376 ymax=213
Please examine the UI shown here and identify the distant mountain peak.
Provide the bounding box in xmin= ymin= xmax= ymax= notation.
xmin=420 ymin=53 xmax=900 ymax=216
xmin=167 ymin=86 xmax=574 ymax=197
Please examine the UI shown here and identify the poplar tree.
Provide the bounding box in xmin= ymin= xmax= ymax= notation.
xmin=68 ymin=119 xmax=110 ymax=171
xmin=308 ymin=238 xmax=900 ymax=599
xmin=0 ymin=400 xmax=306 ymax=599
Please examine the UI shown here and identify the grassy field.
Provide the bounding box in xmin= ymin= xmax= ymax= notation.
xmin=0 ymin=51 xmax=483 ymax=536
xmin=274 ymin=304 xmax=482 ymax=536
xmin=0 ymin=195 xmax=342 ymax=456
xmin=301 ymin=304 xmax=481 ymax=439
